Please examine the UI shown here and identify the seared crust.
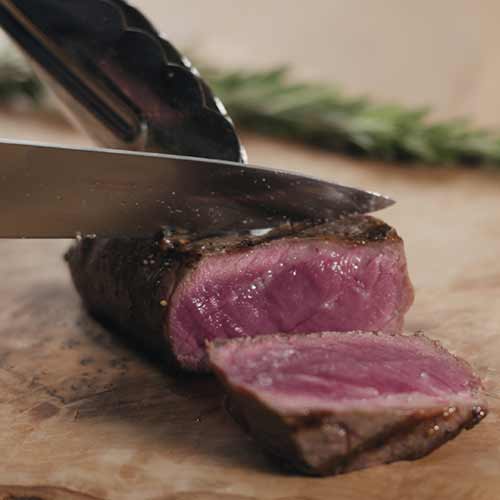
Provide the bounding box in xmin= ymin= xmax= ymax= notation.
xmin=208 ymin=332 xmax=488 ymax=476
xmin=65 ymin=237 xmax=182 ymax=368
xmin=65 ymin=216 xmax=402 ymax=370
xmin=184 ymin=215 xmax=399 ymax=256
xmin=223 ymin=389 xmax=487 ymax=476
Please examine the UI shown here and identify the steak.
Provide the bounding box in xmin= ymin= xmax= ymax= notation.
xmin=66 ymin=215 xmax=414 ymax=372
xmin=208 ymin=331 xmax=488 ymax=476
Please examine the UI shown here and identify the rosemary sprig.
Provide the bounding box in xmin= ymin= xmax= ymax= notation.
xmin=204 ymin=66 xmax=500 ymax=165
xmin=2 ymin=50 xmax=500 ymax=166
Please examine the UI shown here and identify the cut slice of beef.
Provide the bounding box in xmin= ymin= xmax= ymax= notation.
xmin=66 ymin=215 xmax=414 ymax=372
xmin=208 ymin=331 xmax=488 ymax=476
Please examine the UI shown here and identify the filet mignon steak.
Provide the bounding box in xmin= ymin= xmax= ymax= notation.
xmin=208 ymin=331 xmax=488 ymax=476
xmin=66 ymin=216 xmax=414 ymax=372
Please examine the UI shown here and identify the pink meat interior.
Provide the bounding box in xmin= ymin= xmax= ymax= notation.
xmin=169 ymin=238 xmax=413 ymax=371
xmin=209 ymin=332 xmax=481 ymax=412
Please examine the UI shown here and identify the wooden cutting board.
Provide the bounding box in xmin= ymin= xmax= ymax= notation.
xmin=0 ymin=111 xmax=498 ymax=500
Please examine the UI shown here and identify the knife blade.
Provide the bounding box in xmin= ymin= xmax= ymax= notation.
xmin=0 ymin=140 xmax=394 ymax=238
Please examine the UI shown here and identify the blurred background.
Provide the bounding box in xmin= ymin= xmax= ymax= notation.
xmin=131 ymin=1 xmax=500 ymax=124
xmin=137 ymin=0 xmax=497 ymax=126
xmin=0 ymin=0 xmax=498 ymax=132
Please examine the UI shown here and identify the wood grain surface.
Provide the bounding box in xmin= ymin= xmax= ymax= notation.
xmin=0 ymin=111 xmax=498 ymax=500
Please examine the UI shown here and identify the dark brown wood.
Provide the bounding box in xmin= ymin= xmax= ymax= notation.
xmin=0 ymin=485 xmax=105 ymax=500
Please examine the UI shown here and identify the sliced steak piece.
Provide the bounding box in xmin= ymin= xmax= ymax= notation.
xmin=208 ymin=331 xmax=488 ymax=476
xmin=65 ymin=215 xmax=414 ymax=372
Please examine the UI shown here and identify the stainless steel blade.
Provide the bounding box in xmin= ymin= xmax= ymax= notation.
xmin=0 ymin=140 xmax=394 ymax=238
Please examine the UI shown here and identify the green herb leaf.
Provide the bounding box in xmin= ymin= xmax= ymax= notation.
xmin=2 ymin=49 xmax=500 ymax=166
xmin=203 ymin=66 xmax=500 ymax=166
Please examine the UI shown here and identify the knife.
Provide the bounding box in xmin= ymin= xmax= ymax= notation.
xmin=0 ymin=0 xmax=395 ymax=238
xmin=0 ymin=139 xmax=393 ymax=238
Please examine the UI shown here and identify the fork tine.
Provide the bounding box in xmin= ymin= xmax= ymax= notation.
xmin=0 ymin=0 xmax=245 ymax=162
